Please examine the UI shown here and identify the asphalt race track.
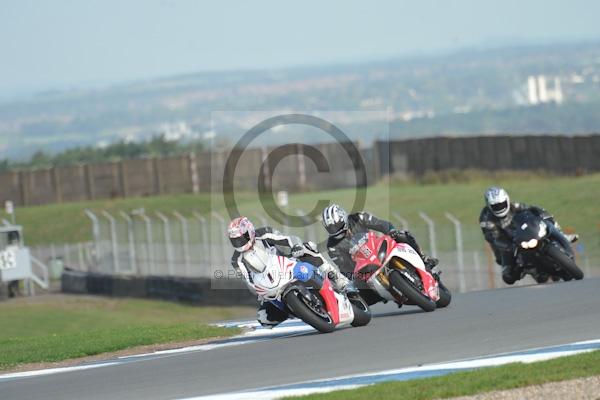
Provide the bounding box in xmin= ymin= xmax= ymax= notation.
xmin=2 ymin=278 xmax=600 ymax=400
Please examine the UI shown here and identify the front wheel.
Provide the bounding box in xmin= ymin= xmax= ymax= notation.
xmin=284 ymin=290 xmax=336 ymax=333
xmin=389 ymin=271 xmax=436 ymax=312
xmin=349 ymin=296 xmax=371 ymax=327
xmin=546 ymin=245 xmax=584 ymax=281
xmin=436 ymin=279 xmax=452 ymax=308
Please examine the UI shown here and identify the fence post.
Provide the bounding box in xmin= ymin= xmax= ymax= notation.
xmin=84 ymin=209 xmax=101 ymax=269
xmin=63 ymin=244 xmax=70 ymax=268
xmin=418 ymin=211 xmax=437 ymax=258
xmin=392 ymin=212 xmax=409 ymax=230
xmin=174 ymin=211 xmax=191 ymax=277
xmin=156 ymin=212 xmax=175 ymax=276
xmin=193 ymin=211 xmax=210 ymax=270
xmin=50 ymin=243 xmax=56 ymax=264
xmin=101 ymin=211 xmax=120 ymax=274
xmin=445 ymin=212 xmax=466 ymax=293
xmin=134 ymin=210 xmax=154 ymax=275
xmin=78 ymin=242 xmax=86 ymax=271
xmin=119 ymin=211 xmax=138 ymax=274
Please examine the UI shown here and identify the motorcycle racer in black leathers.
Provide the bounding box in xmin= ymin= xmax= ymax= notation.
xmin=228 ymin=216 xmax=349 ymax=328
xmin=479 ymin=186 xmax=578 ymax=284
xmin=322 ymin=204 xmax=438 ymax=305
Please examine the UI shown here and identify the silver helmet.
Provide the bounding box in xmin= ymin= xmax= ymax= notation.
xmin=484 ymin=187 xmax=510 ymax=218
xmin=322 ymin=204 xmax=348 ymax=238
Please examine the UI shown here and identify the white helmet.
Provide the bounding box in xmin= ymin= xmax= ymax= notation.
xmin=322 ymin=204 xmax=348 ymax=238
xmin=485 ymin=187 xmax=510 ymax=218
xmin=227 ymin=216 xmax=256 ymax=252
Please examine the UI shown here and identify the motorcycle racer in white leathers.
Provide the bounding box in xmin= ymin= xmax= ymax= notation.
xmin=228 ymin=216 xmax=350 ymax=328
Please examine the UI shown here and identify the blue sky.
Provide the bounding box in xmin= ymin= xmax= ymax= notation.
xmin=1 ymin=0 xmax=600 ymax=96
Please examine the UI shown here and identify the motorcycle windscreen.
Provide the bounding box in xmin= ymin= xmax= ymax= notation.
xmin=512 ymin=211 xmax=542 ymax=243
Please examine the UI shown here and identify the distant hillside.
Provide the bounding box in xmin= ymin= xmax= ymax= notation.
xmin=391 ymin=101 xmax=600 ymax=138
xmin=2 ymin=42 xmax=600 ymax=160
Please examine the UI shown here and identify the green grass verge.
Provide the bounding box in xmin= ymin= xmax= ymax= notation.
xmin=0 ymin=295 xmax=251 ymax=370
xmin=1 ymin=173 xmax=599 ymax=248
xmin=288 ymin=350 xmax=600 ymax=400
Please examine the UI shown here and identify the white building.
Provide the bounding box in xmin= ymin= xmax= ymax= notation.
xmin=527 ymin=75 xmax=564 ymax=105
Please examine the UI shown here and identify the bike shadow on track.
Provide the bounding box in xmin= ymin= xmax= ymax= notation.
xmin=372 ymin=307 xmax=428 ymax=320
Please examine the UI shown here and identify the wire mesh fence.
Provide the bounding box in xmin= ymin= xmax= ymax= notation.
xmin=31 ymin=209 xmax=600 ymax=293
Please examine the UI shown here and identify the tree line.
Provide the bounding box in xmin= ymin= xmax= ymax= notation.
xmin=0 ymin=135 xmax=204 ymax=173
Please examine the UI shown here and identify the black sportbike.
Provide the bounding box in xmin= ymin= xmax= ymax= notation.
xmin=511 ymin=210 xmax=583 ymax=283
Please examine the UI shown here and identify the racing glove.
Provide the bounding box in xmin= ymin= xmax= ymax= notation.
xmin=291 ymin=244 xmax=305 ymax=258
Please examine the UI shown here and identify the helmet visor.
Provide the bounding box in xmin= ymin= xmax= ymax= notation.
xmin=230 ymin=232 xmax=251 ymax=249
xmin=326 ymin=221 xmax=347 ymax=237
xmin=490 ymin=200 xmax=508 ymax=214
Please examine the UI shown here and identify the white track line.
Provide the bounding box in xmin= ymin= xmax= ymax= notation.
xmin=181 ymin=338 xmax=600 ymax=400
xmin=0 ymin=362 xmax=121 ymax=380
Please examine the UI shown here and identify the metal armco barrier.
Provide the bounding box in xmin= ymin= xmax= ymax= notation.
xmin=61 ymin=269 xmax=256 ymax=306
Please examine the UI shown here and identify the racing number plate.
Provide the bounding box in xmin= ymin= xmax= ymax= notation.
xmin=0 ymin=248 xmax=17 ymax=270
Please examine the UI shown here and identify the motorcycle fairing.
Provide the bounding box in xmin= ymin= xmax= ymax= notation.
xmin=253 ymin=254 xmax=296 ymax=300
xmin=319 ymin=277 xmax=340 ymax=325
xmin=353 ymin=232 xmax=439 ymax=302
xmin=318 ymin=277 xmax=354 ymax=326
xmin=293 ymin=262 xmax=315 ymax=282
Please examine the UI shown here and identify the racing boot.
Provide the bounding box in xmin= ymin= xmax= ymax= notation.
xmin=502 ymin=264 xmax=522 ymax=285
xmin=422 ymin=255 xmax=439 ymax=272
xmin=565 ymin=233 xmax=579 ymax=243
xmin=257 ymin=301 xmax=288 ymax=329
xmin=317 ymin=261 xmax=354 ymax=294
xmin=532 ymin=271 xmax=549 ymax=284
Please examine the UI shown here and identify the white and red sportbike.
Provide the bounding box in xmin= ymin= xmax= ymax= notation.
xmin=244 ymin=246 xmax=371 ymax=333
xmin=351 ymin=231 xmax=452 ymax=312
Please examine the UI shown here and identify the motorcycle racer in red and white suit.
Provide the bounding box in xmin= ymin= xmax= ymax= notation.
xmin=228 ymin=216 xmax=350 ymax=328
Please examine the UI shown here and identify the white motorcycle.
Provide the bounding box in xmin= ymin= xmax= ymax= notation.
xmin=244 ymin=246 xmax=371 ymax=333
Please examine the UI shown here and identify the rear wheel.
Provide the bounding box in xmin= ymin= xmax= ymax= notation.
xmin=546 ymin=245 xmax=584 ymax=281
xmin=349 ymin=296 xmax=371 ymax=327
xmin=389 ymin=270 xmax=436 ymax=312
xmin=284 ymin=290 xmax=336 ymax=333
xmin=436 ymin=279 xmax=452 ymax=308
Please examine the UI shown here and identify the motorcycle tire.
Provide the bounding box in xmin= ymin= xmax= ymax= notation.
xmin=349 ymin=296 xmax=372 ymax=327
xmin=284 ymin=290 xmax=336 ymax=333
xmin=436 ymin=280 xmax=452 ymax=308
xmin=389 ymin=270 xmax=436 ymax=312
xmin=546 ymin=244 xmax=584 ymax=281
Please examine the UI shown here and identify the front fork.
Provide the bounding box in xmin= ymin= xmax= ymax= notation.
xmin=383 ymin=258 xmax=440 ymax=301
xmin=375 ymin=264 xmax=408 ymax=304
